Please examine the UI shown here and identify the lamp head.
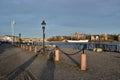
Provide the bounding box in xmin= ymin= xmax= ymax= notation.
xmin=41 ymin=20 xmax=46 ymax=28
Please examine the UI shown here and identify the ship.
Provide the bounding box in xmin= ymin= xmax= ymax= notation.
xmin=67 ymin=40 xmax=89 ymax=43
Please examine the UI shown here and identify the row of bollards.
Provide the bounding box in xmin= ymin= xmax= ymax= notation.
xmin=54 ymin=48 xmax=87 ymax=71
xmin=19 ymin=44 xmax=38 ymax=54
xmin=16 ymin=44 xmax=87 ymax=71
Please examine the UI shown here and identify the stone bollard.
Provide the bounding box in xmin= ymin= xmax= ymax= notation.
xmin=29 ymin=46 xmax=32 ymax=52
xmin=22 ymin=45 xmax=23 ymax=49
xmin=17 ymin=44 xmax=19 ymax=47
xmin=16 ymin=44 xmax=18 ymax=47
xmin=23 ymin=45 xmax=25 ymax=49
xmin=81 ymin=53 xmax=87 ymax=71
xmin=26 ymin=45 xmax=28 ymax=50
xmin=21 ymin=44 xmax=22 ymax=47
xmin=19 ymin=44 xmax=20 ymax=47
xmin=54 ymin=49 xmax=59 ymax=61
xmin=21 ymin=44 xmax=22 ymax=48
xmin=34 ymin=46 xmax=37 ymax=53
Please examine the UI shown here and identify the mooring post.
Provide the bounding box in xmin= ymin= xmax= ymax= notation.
xmin=34 ymin=46 xmax=37 ymax=53
xmin=29 ymin=46 xmax=32 ymax=52
xmin=21 ymin=44 xmax=23 ymax=49
xmin=81 ymin=47 xmax=87 ymax=71
xmin=54 ymin=47 xmax=59 ymax=61
xmin=25 ymin=45 xmax=28 ymax=50
xmin=23 ymin=45 xmax=25 ymax=49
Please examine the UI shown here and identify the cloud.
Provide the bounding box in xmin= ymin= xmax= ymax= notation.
xmin=0 ymin=0 xmax=120 ymax=37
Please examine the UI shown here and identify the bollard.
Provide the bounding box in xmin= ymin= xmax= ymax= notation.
xmin=17 ymin=44 xmax=19 ymax=47
xmin=23 ymin=45 xmax=25 ymax=49
xmin=54 ymin=49 xmax=59 ymax=61
xmin=29 ymin=46 xmax=32 ymax=52
xmin=81 ymin=53 xmax=87 ymax=71
xmin=34 ymin=46 xmax=37 ymax=53
xmin=16 ymin=44 xmax=18 ymax=47
xmin=19 ymin=44 xmax=20 ymax=47
xmin=22 ymin=45 xmax=24 ymax=49
xmin=81 ymin=48 xmax=87 ymax=71
xmin=21 ymin=44 xmax=22 ymax=48
xmin=26 ymin=45 xmax=28 ymax=50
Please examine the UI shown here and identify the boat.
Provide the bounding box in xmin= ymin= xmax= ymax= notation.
xmin=67 ymin=40 xmax=89 ymax=43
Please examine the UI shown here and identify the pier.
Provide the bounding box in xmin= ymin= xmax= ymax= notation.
xmin=0 ymin=43 xmax=120 ymax=80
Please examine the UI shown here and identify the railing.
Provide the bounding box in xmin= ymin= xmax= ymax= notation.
xmin=50 ymin=42 xmax=120 ymax=53
xmin=14 ymin=41 xmax=120 ymax=53
xmin=87 ymin=42 xmax=120 ymax=52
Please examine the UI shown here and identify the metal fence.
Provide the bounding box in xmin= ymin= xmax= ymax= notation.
xmin=87 ymin=42 xmax=120 ymax=52
xmin=51 ymin=42 xmax=120 ymax=53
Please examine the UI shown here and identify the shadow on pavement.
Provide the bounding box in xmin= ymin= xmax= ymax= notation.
xmin=64 ymin=53 xmax=80 ymax=67
xmin=40 ymin=52 xmax=55 ymax=80
xmin=114 ymin=56 xmax=120 ymax=58
xmin=59 ymin=49 xmax=80 ymax=67
xmin=0 ymin=43 xmax=14 ymax=54
xmin=6 ymin=53 xmax=40 ymax=80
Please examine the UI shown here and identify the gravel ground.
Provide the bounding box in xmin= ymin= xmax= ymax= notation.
xmin=0 ymin=43 xmax=120 ymax=80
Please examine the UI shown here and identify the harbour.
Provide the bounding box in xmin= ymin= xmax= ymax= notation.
xmin=1 ymin=0 xmax=120 ymax=80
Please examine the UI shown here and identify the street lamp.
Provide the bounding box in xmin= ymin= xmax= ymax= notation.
xmin=41 ymin=20 xmax=46 ymax=54
xmin=19 ymin=33 xmax=21 ymax=45
xmin=11 ymin=20 xmax=16 ymax=45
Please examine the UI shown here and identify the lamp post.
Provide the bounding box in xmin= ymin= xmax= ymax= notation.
xmin=11 ymin=20 xmax=16 ymax=45
xmin=41 ymin=20 xmax=46 ymax=54
xmin=19 ymin=33 xmax=21 ymax=45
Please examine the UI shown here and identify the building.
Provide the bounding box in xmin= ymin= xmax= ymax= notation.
xmin=104 ymin=34 xmax=108 ymax=41
xmin=0 ymin=35 xmax=20 ymax=42
xmin=91 ymin=35 xmax=95 ymax=41
xmin=71 ymin=33 xmax=86 ymax=40
xmin=1 ymin=35 xmax=12 ymax=42
xmin=90 ymin=35 xmax=100 ymax=41
xmin=47 ymin=36 xmax=66 ymax=41
xmin=22 ymin=38 xmax=42 ymax=43
xmin=99 ymin=34 xmax=108 ymax=41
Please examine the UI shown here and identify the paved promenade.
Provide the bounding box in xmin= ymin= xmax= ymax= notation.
xmin=0 ymin=43 xmax=120 ymax=80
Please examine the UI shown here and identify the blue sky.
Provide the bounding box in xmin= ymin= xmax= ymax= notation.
xmin=0 ymin=0 xmax=120 ymax=38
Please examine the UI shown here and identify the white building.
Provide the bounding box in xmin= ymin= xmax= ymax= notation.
xmin=1 ymin=35 xmax=12 ymax=42
xmin=0 ymin=35 xmax=20 ymax=42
